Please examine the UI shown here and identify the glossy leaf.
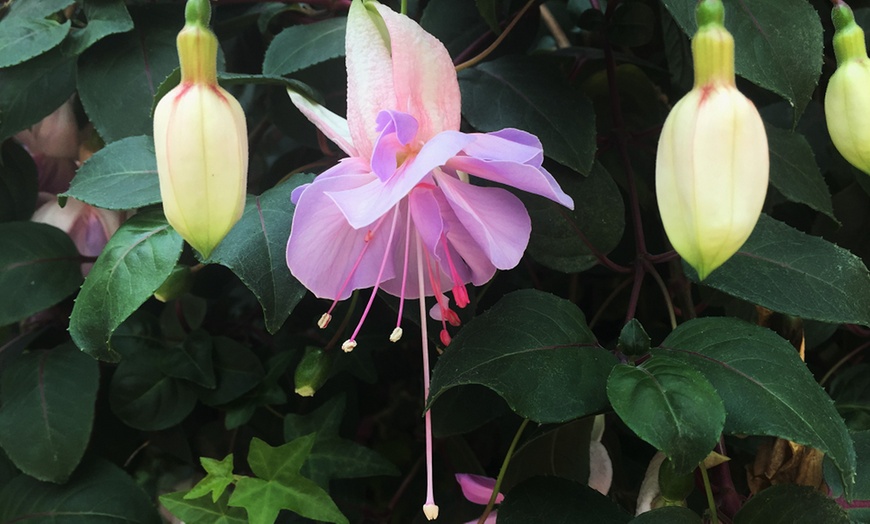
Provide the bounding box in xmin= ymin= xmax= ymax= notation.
xmin=161 ymin=491 xmax=247 ymax=524
xmin=661 ymin=0 xmax=823 ymax=120
xmin=655 ymin=317 xmax=856 ymax=497
xmin=0 ymin=141 xmax=38 ymax=222
xmin=630 ymin=507 xmax=702 ymax=524
xmin=0 ymin=460 xmax=160 ymax=522
xmin=607 ymin=356 xmax=725 ymax=474
xmin=523 ymin=163 xmax=625 ymax=273
xmin=421 ymin=0 xmax=490 ymax=57
xmin=61 ymin=135 xmax=160 ymax=209
xmin=198 ymin=337 xmax=265 ymax=407
xmin=501 ymin=419 xmax=593 ymax=492
xmin=77 ymin=8 xmax=181 ymax=142
xmin=0 ymin=345 xmax=99 ymax=483
xmin=63 ymin=0 xmax=134 ymax=56
xmin=499 ymin=476 xmax=631 ymax=524
xmin=263 ymin=18 xmax=346 ymax=76
xmin=109 ymin=355 xmax=197 ymax=431
xmin=829 ymin=364 xmax=870 ymax=431
xmin=0 ymin=18 xmax=69 ymax=69
xmin=69 ymin=210 xmax=183 ymax=361
xmin=227 ymin=436 xmax=349 ymax=524
xmin=459 ymin=56 xmax=597 ymax=175
xmin=206 ymin=176 xmax=313 ymax=334
xmin=690 ymin=215 xmax=870 ymax=327
xmin=766 ymin=123 xmax=835 ymax=221
xmin=733 ymin=484 xmax=848 ymax=523
xmin=0 ymin=221 xmax=82 ymax=327
xmin=617 ymin=318 xmax=651 ymax=357
xmin=0 ymin=48 xmax=76 ymax=142
xmin=826 ymin=430 xmax=870 ymax=504
xmin=429 ymin=290 xmax=618 ymax=423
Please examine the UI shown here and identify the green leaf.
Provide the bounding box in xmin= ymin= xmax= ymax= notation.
xmin=630 ymin=507 xmax=702 ymax=524
xmin=185 ymin=454 xmax=235 ymax=503
xmin=63 ymin=0 xmax=134 ymax=56
xmin=228 ymin=436 xmax=349 ymax=524
xmin=0 ymin=345 xmax=99 ymax=483
xmin=0 ymin=18 xmax=69 ymax=69
xmin=607 ymin=356 xmax=725 ymax=474
xmin=4 ymin=0 xmax=75 ymax=20
xmin=475 ymin=0 xmax=500 ymax=34
xmin=655 ymin=317 xmax=857 ymax=497
xmin=499 ymin=476 xmax=631 ymax=524
xmin=766 ymin=123 xmax=835 ymax=221
xmin=198 ymin=337 xmax=265 ymax=407
xmin=69 ymin=210 xmax=183 ymax=361
xmin=501 ymin=419 xmax=593 ymax=491
xmin=0 ymin=48 xmax=76 ymax=142
xmin=459 ymin=56 xmax=597 ymax=175
xmin=608 ymin=1 xmax=654 ymax=47
xmin=826 ymin=430 xmax=870 ymax=504
xmin=160 ymin=330 xmax=216 ymax=389
xmin=109 ymin=354 xmax=197 ymax=431
xmin=432 ymin=385 xmax=509 ymax=437
xmin=689 ymin=215 xmax=870 ymax=327
xmin=829 ymin=364 xmax=870 ymax=431
xmin=0 ymin=460 xmax=160 ymax=523
xmin=77 ymin=8 xmax=182 ymax=142
xmin=733 ymin=484 xmax=848 ymax=523
xmin=206 ymin=176 xmax=313 ymax=334
xmin=617 ymin=318 xmax=651 ymax=356
xmin=0 ymin=140 xmax=38 ymax=222
xmin=263 ymin=18 xmax=346 ymax=76
xmin=0 ymin=221 xmax=82 ymax=327
xmin=283 ymin=396 xmax=398 ymax=486
xmin=523 ymin=163 xmax=625 ymax=273
xmin=429 ymin=290 xmax=618 ymax=423
xmin=61 ymin=135 xmax=160 ymax=209
xmin=161 ymin=491 xmax=247 ymax=524
xmin=421 ymin=0 xmax=490 ymax=57
xmin=660 ymin=0 xmax=822 ymax=121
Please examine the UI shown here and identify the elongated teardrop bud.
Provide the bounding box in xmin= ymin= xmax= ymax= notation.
xmin=153 ymin=0 xmax=248 ymax=258
xmin=655 ymin=0 xmax=768 ymax=280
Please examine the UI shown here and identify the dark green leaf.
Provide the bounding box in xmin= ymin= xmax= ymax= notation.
xmin=227 ymin=436 xmax=349 ymax=524
xmin=421 ymin=0 xmax=490 ymax=57
xmin=206 ymin=176 xmax=313 ymax=334
xmin=499 ymin=476 xmax=631 ymax=524
xmin=4 ymin=0 xmax=75 ymax=20
xmin=69 ymin=210 xmax=183 ymax=361
xmin=690 ymin=215 xmax=870 ymax=327
xmin=607 ymin=356 xmax=725 ymax=474
xmin=263 ymin=18 xmax=346 ymax=76
xmin=501 ymin=419 xmax=593 ymax=492
xmin=77 ymin=8 xmax=182 ymax=142
xmin=160 ymin=330 xmax=215 ymax=389
xmin=0 ymin=221 xmax=82 ymax=327
xmin=432 ymin=385 xmax=509 ymax=437
xmin=63 ymin=0 xmax=134 ymax=56
xmin=61 ymin=135 xmax=160 ymax=209
xmin=0 ymin=18 xmax=69 ymax=69
xmin=0 ymin=140 xmax=38 ymax=222
xmin=630 ymin=507 xmax=702 ymax=523
xmin=617 ymin=319 xmax=651 ymax=356
xmin=161 ymin=491 xmax=247 ymax=524
xmin=766 ymin=123 xmax=835 ymax=221
xmin=608 ymin=1 xmax=654 ymax=47
xmin=661 ymin=0 xmax=823 ymax=121
xmin=475 ymin=0 xmax=500 ymax=34
xmin=655 ymin=317 xmax=856 ymax=497
xmin=109 ymin=355 xmax=197 ymax=431
xmin=198 ymin=337 xmax=265 ymax=407
xmin=0 ymin=460 xmax=160 ymax=523
xmin=523 ymin=163 xmax=625 ymax=273
xmin=0 ymin=48 xmax=76 ymax=142
xmin=830 ymin=364 xmax=870 ymax=432
xmin=0 ymin=345 xmax=99 ymax=483
xmin=733 ymin=484 xmax=848 ymax=523
xmin=826 ymin=430 xmax=870 ymax=504
xmin=429 ymin=290 xmax=618 ymax=423
xmin=459 ymin=56 xmax=596 ymax=175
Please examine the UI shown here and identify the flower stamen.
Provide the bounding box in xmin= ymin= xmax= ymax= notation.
xmin=440 ymin=235 xmax=469 ymax=308
xmin=416 ymin=232 xmax=438 ymax=520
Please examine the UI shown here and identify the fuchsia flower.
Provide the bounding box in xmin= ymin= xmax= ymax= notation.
xmin=456 ymin=473 xmax=503 ymax=524
xmin=285 ymin=0 xmax=573 ymax=518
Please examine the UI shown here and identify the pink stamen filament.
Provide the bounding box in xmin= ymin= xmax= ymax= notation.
xmin=344 ymin=207 xmax=400 ymax=349
xmin=416 ymin=231 xmax=438 ymax=520
xmin=440 ymin=235 xmax=469 ymax=309
xmin=424 ymin=248 xmax=452 ymax=343
xmin=394 ymin=203 xmax=413 ymax=336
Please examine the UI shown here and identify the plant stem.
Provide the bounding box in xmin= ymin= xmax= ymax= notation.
xmin=820 ymin=339 xmax=870 ymax=386
xmin=700 ymin=463 xmax=720 ymax=524
xmin=400 ymin=0 xmax=407 ymax=15
xmin=477 ymin=419 xmax=530 ymax=524
xmin=455 ymin=0 xmax=537 ymax=71
xmin=644 ymin=259 xmax=676 ymax=329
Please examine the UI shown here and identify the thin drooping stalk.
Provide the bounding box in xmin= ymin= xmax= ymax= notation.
xmin=477 ymin=418 xmax=531 ymax=524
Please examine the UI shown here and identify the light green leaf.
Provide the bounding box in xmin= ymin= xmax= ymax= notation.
xmin=0 ymin=18 xmax=70 ymax=68
xmin=185 ymin=454 xmax=235 ymax=503
xmin=161 ymin=491 xmax=247 ymax=524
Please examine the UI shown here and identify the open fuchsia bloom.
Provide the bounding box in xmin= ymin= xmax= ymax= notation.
xmin=285 ymin=0 xmax=573 ymax=518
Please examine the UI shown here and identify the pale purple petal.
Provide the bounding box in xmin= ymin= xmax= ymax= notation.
xmin=436 ymin=173 xmax=531 ymax=270
xmin=326 ymin=130 xmax=472 ymax=229
xmin=455 ymin=474 xmax=504 ymax=505
xmin=287 ymin=173 xmax=399 ymax=300
xmin=287 ymin=89 xmax=357 ymax=156
xmin=371 ymin=111 xmax=419 ymax=182
xmin=291 ymin=157 xmax=371 ymax=204
xmin=461 ymin=130 xmax=542 ymax=164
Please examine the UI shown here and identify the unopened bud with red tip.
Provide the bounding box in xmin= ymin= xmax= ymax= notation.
xmin=294 ymin=346 xmax=333 ymax=397
xmin=655 ymin=0 xmax=768 ymax=280
xmin=826 ymin=1 xmax=870 ymax=175
xmin=153 ymin=0 xmax=248 ymax=258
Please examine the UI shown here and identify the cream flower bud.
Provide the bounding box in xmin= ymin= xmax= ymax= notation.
xmin=153 ymin=0 xmax=247 ymax=258
xmin=655 ymin=0 xmax=768 ymax=280
xmin=825 ymin=2 xmax=870 ymax=175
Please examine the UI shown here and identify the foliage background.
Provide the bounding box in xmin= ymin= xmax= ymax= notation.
xmin=2 ymin=0 xmax=870 ymax=522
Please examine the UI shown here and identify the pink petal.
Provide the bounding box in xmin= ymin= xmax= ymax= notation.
xmin=371 ymin=110 xmax=419 ymax=182
xmin=455 ymin=473 xmax=504 ymax=505
xmin=373 ymin=3 xmax=461 ymax=141
xmin=287 ymin=89 xmax=357 ymax=156
xmin=326 ymin=130 xmax=472 ymax=229
xmin=435 ymin=173 xmax=531 ymax=270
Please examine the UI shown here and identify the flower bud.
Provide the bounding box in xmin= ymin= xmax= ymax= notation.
xmin=293 ymin=346 xmax=332 ymax=397
xmin=153 ymin=264 xmax=194 ymax=302
xmin=655 ymin=0 xmax=768 ymax=280
xmin=825 ymin=2 xmax=870 ymax=175
xmin=153 ymin=0 xmax=248 ymax=258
